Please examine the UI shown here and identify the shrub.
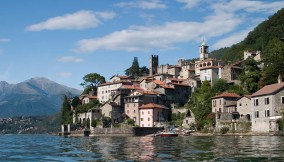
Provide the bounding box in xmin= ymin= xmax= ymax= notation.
xmin=127 ymin=118 xmax=135 ymax=126
xmin=220 ymin=127 xmax=229 ymax=134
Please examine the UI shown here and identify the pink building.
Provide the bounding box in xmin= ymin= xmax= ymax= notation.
xmin=139 ymin=103 xmax=168 ymax=127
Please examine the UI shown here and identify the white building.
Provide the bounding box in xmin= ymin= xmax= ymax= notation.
xmin=97 ymin=81 xmax=132 ymax=103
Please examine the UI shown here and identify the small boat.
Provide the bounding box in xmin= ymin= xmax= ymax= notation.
xmin=159 ymin=131 xmax=179 ymax=137
xmin=159 ymin=128 xmax=178 ymax=137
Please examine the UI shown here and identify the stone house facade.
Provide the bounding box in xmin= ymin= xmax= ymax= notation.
xmin=251 ymin=82 xmax=284 ymax=132
xmin=236 ymin=95 xmax=252 ymax=121
xmin=212 ymin=92 xmax=240 ymax=121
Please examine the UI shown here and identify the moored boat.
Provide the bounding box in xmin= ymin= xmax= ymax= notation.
xmin=159 ymin=131 xmax=179 ymax=137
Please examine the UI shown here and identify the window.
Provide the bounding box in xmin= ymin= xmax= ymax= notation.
xmin=127 ymin=104 xmax=129 ymax=107
xmin=219 ymin=99 xmax=221 ymax=105
xmin=133 ymin=117 xmax=136 ymax=121
xmin=255 ymin=111 xmax=259 ymax=118
xmin=239 ymin=103 xmax=242 ymax=106
xmin=282 ymin=96 xmax=284 ymax=104
xmin=148 ymin=111 xmax=150 ymax=114
xmin=142 ymin=111 xmax=144 ymax=115
xmin=141 ymin=118 xmax=144 ymax=121
xmin=186 ymin=120 xmax=188 ymax=124
xmin=134 ymin=110 xmax=135 ymax=113
xmin=148 ymin=118 xmax=150 ymax=121
xmin=265 ymin=109 xmax=270 ymax=117
xmin=265 ymin=97 xmax=270 ymax=105
xmin=254 ymin=99 xmax=259 ymax=106
xmin=224 ymin=102 xmax=226 ymax=105
xmin=127 ymin=110 xmax=129 ymax=114
xmin=142 ymin=124 xmax=144 ymax=127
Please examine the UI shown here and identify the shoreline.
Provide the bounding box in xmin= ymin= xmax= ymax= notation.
xmin=61 ymin=131 xmax=284 ymax=137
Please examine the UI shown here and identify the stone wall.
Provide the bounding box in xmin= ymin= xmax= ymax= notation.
xmin=90 ymin=127 xmax=164 ymax=136
xmin=215 ymin=121 xmax=251 ymax=133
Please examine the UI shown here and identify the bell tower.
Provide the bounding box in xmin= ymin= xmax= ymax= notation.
xmin=149 ymin=55 xmax=158 ymax=76
xmin=199 ymin=41 xmax=209 ymax=61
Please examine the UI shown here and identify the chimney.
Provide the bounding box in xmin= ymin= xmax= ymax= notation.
xmin=278 ymin=74 xmax=282 ymax=84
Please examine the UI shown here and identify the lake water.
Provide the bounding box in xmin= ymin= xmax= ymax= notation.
xmin=0 ymin=135 xmax=284 ymax=161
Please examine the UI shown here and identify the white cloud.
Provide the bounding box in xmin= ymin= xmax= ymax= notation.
xmin=212 ymin=28 xmax=253 ymax=49
xmin=0 ymin=38 xmax=11 ymax=42
xmin=176 ymin=0 xmax=201 ymax=9
xmin=115 ymin=0 xmax=167 ymax=10
xmin=58 ymin=56 xmax=84 ymax=63
xmin=212 ymin=0 xmax=284 ymax=14
xmin=74 ymin=11 xmax=242 ymax=53
xmin=26 ymin=10 xmax=116 ymax=31
xmin=57 ymin=72 xmax=72 ymax=78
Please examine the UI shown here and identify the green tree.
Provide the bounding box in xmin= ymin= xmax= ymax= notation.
xmin=80 ymin=73 xmax=106 ymax=95
xmin=139 ymin=66 xmax=149 ymax=76
xmin=60 ymin=95 xmax=73 ymax=124
xmin=262 ymin=38 xmax=284 ymax=85
xmin=71 ymin=96 xmax=80 ymax=108
xmin=239 ymin=57 xmax=261 ymax=94
xmin=125 ymin=57 xmax=140 ymax=78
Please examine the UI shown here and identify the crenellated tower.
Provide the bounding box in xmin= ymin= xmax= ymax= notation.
xmin=149 ymin=55 xmax=158 ymax=76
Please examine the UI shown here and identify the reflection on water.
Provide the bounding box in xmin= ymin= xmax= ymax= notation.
xmin=0 ymin=135 xmax=284 ymax=161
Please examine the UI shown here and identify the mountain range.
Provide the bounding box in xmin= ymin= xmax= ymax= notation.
xmin=0 ymin=77 xmax=81 ymax=118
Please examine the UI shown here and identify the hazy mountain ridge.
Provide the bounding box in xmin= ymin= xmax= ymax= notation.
xmin=0 ymin=77 xmax=81 ymax=118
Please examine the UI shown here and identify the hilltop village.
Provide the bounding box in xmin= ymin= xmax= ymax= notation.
xmin=62 ymin=40 xmax=284 ymax=135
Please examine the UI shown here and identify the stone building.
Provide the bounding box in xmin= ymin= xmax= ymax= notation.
xmin=211 ymin=92 xmax=240 ymax=120
xmin=244 ymin=50 xmax=261 ymax=61
xmin=221 ymin=61 xmax=242 ymax=84
xmin=251 ymin=81 xmax=284 ymax=132
xmin=124 ymin=90 xmax=158 ymax=126
xmin=236 ymin=95 xmax=252 ymax=121
xmin=97 ymin=81 xmax=132 ymax=103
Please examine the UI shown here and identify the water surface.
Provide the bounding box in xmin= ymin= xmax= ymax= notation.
xmin=0 ymin=135 xmax=283 ymax=161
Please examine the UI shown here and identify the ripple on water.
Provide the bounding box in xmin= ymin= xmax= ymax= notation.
xmin=1 ymin=135 xmax=284 ymax=161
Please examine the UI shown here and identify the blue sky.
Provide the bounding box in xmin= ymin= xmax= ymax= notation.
xmin=0 ymin=0 xmax=283 ymax=90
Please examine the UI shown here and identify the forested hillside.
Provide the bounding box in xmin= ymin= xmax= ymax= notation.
xmin=210 ymin=8 xmax=284 ymax=63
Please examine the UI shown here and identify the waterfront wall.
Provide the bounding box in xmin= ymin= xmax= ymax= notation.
xmin=215 ymin=121 xmax=251 ymax=133
xmin=91 ymin=127 xmax=164 ymax=136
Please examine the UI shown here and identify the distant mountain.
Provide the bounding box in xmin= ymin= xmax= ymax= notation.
xmin=210 ymin=8 xmax=284 ymax=63
xmin=0 ymin=77 xmax=81 ymax=118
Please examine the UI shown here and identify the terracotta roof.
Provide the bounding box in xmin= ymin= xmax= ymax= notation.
xmin=139 ymin=103 xmax=168 ymax=109
xmin=168 ymin=78 xmax=184 ymax=82
xmin=200 ymin=66 xmax=222 ymax=70
xmin=120 ymin=85 xmax=143 ymax=90
xmin=152 ymin=80 xmax=174 ymax=89
xmin=171 ymin=83 xmax=190 ymax=87
xmin=98 ymin=81 xmax=132 ymax=87
xmin=212 ymin=92 xmax=240 ymax=99
xmin=136 ymin=89 xmax=157 ymax=95
xmin=252 ymin=82 xmax=284 ymax=97
xmin=186 ymin=69 xmax=195 ymax=71
xmin=87 ymin=95 xmax=98 ymax=99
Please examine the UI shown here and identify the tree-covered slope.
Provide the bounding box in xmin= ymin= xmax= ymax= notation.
xmin=210 ymin=8 xmax=284 ymax=63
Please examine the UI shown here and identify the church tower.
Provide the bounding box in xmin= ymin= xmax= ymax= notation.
xmin=199 ymin=41 xmax=209 ymax=61
xmin=149 ymin=55 xmax=158 ymax=76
